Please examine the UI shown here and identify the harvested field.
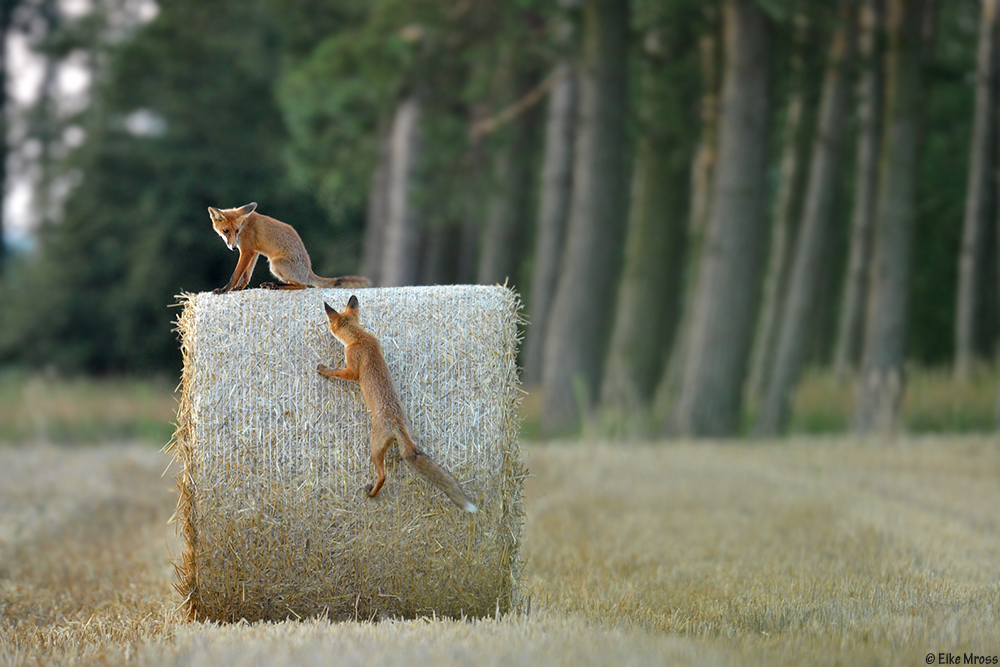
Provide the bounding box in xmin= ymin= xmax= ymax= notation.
xmin=1 ymin=436 xmax=998 ymax=665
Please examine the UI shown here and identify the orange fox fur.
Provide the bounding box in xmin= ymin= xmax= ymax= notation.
xmin=208 ymin=202 xmax=371 ymax=294
xmin=317 ymin=296 xmax=478 ymax=513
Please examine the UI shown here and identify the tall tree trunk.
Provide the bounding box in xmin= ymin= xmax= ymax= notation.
xmin=0 ymin=0 xmax=14 ymax=276
xmin=476 ymin=143 xmax=520 ymax=285
xmin=955 ymin=0 xmax=999 ymax=380
xmin=362 ymin=119 xmax=393 ymax=286
xmin=599 ymin=30 xmax=692 ymax=428
xmin=456 ymin=102 xmax=490 ymax=285
xmin=380 ymin=97 xmax=423 ymax=287
xmin=686 ymin=17 xmax=720 ymax=251
xmin=419 ymin=222 xmax=459 ymax=285
xmin=456 ymin=206 xmax=480 ymax=284
xmin=833 ymin=0 xmax=884 ymax=380
xmin=654 ymin=7 xmax=720 ymax=427
xmin=522 ymin=62 xmax=578 ymax=388
xmin=477 ymin=73 xmax=539 ymax=286
xmin=754 ymin=1 xmax=857 ymax=436
xmin=852 ymin=0 xmax=932 ymax=436
xmin=746 ymin=10 xmax=810 ymax=406
xmin=668 ymin=0 xmax=771 ymax=438
xmin=541 ymin=0 xmax=630 ymax=434
xmin=32 ymin=0 xmax=60 ymax=233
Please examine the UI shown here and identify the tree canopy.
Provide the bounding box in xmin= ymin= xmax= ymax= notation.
xmin=0 ymin=0 xmax=987 ymax=437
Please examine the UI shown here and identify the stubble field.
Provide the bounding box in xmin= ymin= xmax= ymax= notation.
xmin=1 ymin=436 xmax=998 ymax=666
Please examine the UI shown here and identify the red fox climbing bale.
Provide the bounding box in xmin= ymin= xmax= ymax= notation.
xmin=170 ymin=285 xmax=525 ymax=622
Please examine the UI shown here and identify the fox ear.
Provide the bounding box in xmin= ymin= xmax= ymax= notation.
xmin=346 ymin=295 xmax=359 ymax=312
xmin=207 ymin=206 xmax=222 ymax=221
xmin=323 ymin=302 xmax=336 ymax=316
xmin=237 ymin=202 xmax=258 ymax=218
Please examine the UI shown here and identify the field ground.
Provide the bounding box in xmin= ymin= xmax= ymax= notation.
xmin=1 ymin=437 xmax=999 ymax=665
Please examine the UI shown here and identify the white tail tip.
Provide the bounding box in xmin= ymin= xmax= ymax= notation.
xmin=465 ymin=502 xmax=478 ymax=514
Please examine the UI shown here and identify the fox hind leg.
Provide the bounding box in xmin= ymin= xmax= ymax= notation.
xmin=366 ymin=432 xmax=392 ymax=498
xmin=263 ymin=256 xmax=312 ymax=290
xmin=366 ymin=452 xmax=386 ymax=498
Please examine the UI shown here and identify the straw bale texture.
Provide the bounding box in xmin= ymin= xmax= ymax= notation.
xmin=170 ymin=286 xmax=525 ymax=623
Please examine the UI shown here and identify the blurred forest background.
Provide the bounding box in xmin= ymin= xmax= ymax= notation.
xmin=0 ymin=0 xmax=998 ymax=440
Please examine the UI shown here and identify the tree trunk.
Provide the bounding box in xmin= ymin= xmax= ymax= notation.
xmin=522 ymin=62 xmax=578 ymax=388
xmin=754 ymin=1 xmax=857 ymax=436
xmin=687 ymin=18 xmax=720 ymax=248
xmin=833 ymin=0 xmax=884 ymax=380
xmin=477 ymin=74 xmax=539 ymax=286
xmin=362 ymin=119 xmax=393 ymax=286
xmin=852 ymin=0 xmax=932 ymax=436
xmin=419 ymin=222 xmax=459 ymax=285
xmin=668 ymin=0 xmax=771 ymax=438
xmin=35 ymin=0 xmax=61 ymax=233
xmin=476 ymin=144 xmax=520 ymax=285
xmin=380 ymin=97 xmax=423 ymax=287
xmin=0 ymin=0 xmax=14 ymax=276
xmin=541 ymin=0 xmax=630 ymax=434
xmin=455 ymin=102 xmax=490 ymax=285
xmin=654 ymin=7 xmax=720 ymax=428
xmin=955 ymin=0 xmax=999 ymax=380
xmin=746 ymin=11 xmax=810 ymax=405
xmin=599 ymin=31 xmax=692 ymax=430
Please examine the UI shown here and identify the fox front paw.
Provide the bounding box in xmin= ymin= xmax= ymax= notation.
xmin=212 ymin=287 xmax=228 ymax=295
xmin=317 ymin=363 xmax=331 ymax=376
xmin=260 ymin=282 xmax=279 ymax=290
xmin=365 ymin=483 xmax=376 ymax=498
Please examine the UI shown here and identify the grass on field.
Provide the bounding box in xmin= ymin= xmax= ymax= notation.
xmin=0 ymin=372 xmax=177 ymax=445
xmin=1 ymin=436 xmax=998 ymax=666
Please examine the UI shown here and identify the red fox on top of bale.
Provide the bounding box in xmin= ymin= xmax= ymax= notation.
xmin=208 ymin=202 xmax=370 ymax=293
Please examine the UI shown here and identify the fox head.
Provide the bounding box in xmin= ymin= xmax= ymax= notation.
xmin=208 ymin=202 xmax=257 ymax=251
xmin=323 ymin=295 xmax=361 ymax=344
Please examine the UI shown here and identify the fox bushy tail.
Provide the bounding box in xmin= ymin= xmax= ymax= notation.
xmin=398 ymin=432 xmax=478 ymax=513
xmin=313 ymin=274 xmax=373 ymax=289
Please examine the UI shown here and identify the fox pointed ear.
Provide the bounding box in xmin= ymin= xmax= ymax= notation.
xmin=323 ymin=302 xmax=336 ymax=316
xmin=238 ymin=202 xmax=258 ymax=217
xmin=207 ymin=206 xmax=222 ymax=221
xmin=346 ymin=295 xmax=359 ymax=312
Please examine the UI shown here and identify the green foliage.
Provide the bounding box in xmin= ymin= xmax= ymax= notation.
xmin=277 ymin=8 xmax=413 ymax=214
xmin=754 ymin=0 xmax=797 ymax=24
xmin=277 ymin=0 xmax=555 ymax=238
xmin=0 ymin=0 xmax=353 ymax=374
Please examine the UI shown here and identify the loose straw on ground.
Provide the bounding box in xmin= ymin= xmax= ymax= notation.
xmin=169 ymin=286 xmax=526 ymax=622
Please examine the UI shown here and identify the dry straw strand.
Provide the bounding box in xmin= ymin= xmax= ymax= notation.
xmin=170 ymin=286 xmax=526 ymax=622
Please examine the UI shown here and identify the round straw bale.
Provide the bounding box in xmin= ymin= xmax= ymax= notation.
xmin=169 ymin=285 xmax=525 ymax=622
